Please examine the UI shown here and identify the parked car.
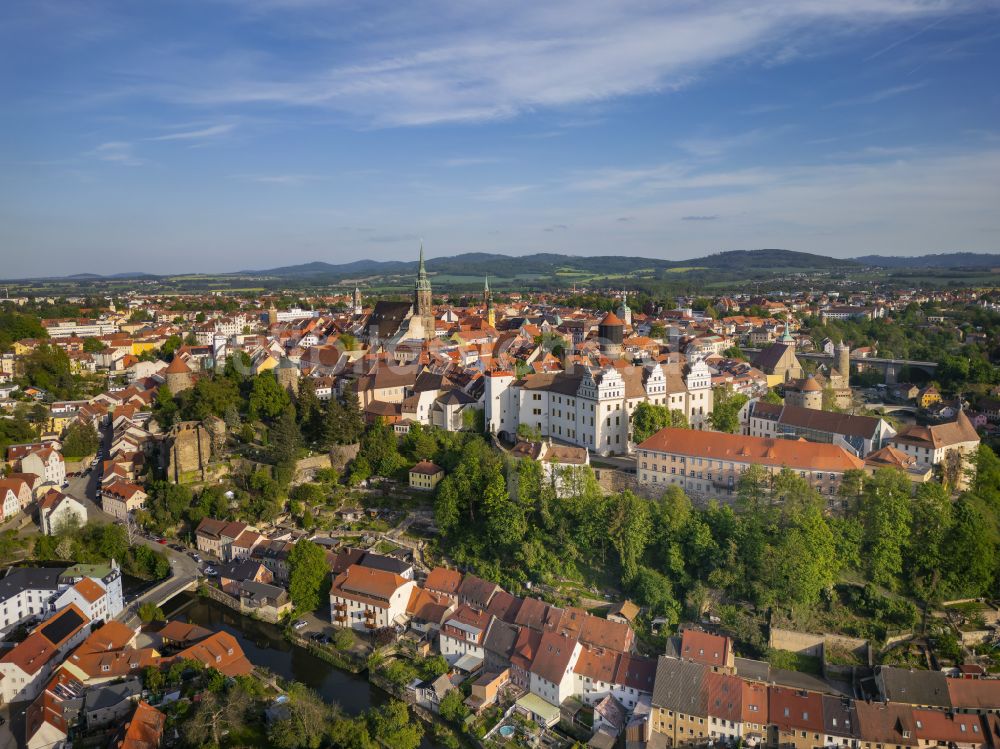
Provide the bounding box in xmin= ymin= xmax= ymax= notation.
xmin=204 ymin=566 xmax=217 ymax=576
xmin=170 ymin=544 xmax=184 ymax=552
xmin=292 ymin=620 xmax=308 ymax=631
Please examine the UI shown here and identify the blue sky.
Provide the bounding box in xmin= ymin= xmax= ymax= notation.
xmin=1 ymin=0 xmax=999 ymax=277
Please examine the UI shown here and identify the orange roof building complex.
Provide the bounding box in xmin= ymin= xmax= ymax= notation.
xmin=637 ymin=427 xmax=864 ymax=500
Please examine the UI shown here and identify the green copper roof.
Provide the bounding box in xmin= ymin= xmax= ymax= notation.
xmin=415 ymin=241 xmax=431 ymax=291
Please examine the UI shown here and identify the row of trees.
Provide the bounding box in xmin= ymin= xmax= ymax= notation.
xmin=33 ymin=521 xmax=170 ymax=581
xmin=176 ymin=673 xmax=425 ymax=749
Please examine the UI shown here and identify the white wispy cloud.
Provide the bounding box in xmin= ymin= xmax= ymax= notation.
xmin=88 ymin=141 xmax=144 ymax=166
xmin=149 ymin=123 xmax=235 ymax=141
xmin=554 ymin=147 xmax=1000 ymax=257
xmin=474 ymin=184 xmax=535 ymax=201
xmin=98 ymin=0 xmax=978 ymax=127
xmin=441 ymin=156 xmax=503 ymax=167
xmin=826 ymin=81 xmax=927 ymax=108
xmin=233 ymin=173 xmax=325 ymax=185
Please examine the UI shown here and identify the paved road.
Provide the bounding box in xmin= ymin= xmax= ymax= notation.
xmin=63 ymin=429 xmax=201 ymax=623
xmin=0 ymin=701 xmax=27 ymax=749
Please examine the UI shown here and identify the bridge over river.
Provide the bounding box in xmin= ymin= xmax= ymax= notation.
xmin=744 ymin=349 xmax=937 ymax=384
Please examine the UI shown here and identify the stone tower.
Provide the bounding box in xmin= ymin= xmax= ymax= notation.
xmin=164 ymin=356 xmax=193 ymax=394
xmin=414 ymin=242 xmax=434 ymax=341
xmin=276 ymin=357 xmax=300 ymax=395
xmin=352 ymin=285 xmax=363 ymax=316
xmin=598 ymin=311 xmax=625 ymax=358
xmin=267 ymin=304 xmax=278 ymax=325
xmin=484 ymin=276 xmax=495 ymax=327
xmin=836 ymin=340 xmax=851 ymax=379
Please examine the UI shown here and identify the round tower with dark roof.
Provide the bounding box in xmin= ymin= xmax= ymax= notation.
xmin=598 ymin=311 xmax=624 ymax=358
xmin=164 ymin=356 xmax=193 ymax=394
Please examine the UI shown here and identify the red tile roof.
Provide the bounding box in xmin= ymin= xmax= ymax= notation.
xmin=637 ymin=428 xmax=865 ymax=472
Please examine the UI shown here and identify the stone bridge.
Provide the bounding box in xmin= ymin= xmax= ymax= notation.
xmin=795 ymin=352 xmax=937 ymax=384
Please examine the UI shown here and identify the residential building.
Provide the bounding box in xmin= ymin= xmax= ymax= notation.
xmin=101 ymin=480 xmax=147 ymax=522
xmin=18 ymin=447 xmax=66 ymax=488
xmin=769 ymin=685 xmax=826 ymax=749
xmin=408 ymin=461 xmax=444 ymax=491
xmin=0 ymin=567 xmax=63 ymax=634
xmin=528 ymin=631 xmax=583 ymax=708
xmin=744 ymin=401 xmax=895 ymax=457
xmin=637 ymin=428 xmax=865 ymax=500
xmin=38 ymin=489 xmax=87 ymax=535
xmin=651 ymin=657 xmax=709 ymax=745
xmin=51 ymin=577 xmax=113 ymax=624
xmin=60 ymin=621 xmax=157 ymax=685
xmin=509 ymin=439 xmax=590 ymax=497
xmin=424 ymin=567 xmax=463 ymax=602
xmin=0 ymin=604 xmax=90 ymax=703
xmin=889 ymin=411 xmax=980 ymax=489
xmin=195 ymin=518 xmax=250 ymax=561
xmin=239 ymin=581 xmax=293 ymax=622
xmin=0 ymin=477 xmax=32 ymax=521
xmin=109 ymin=701 xmax=165 ymax=749
xmin=173 ymin=631 xmax=253 ymax=676
xmin=675 ymin=628 xmax=736 ymax=674
xmin=439 ymin=604 xmax=491 ymax=665
xmin=329 ymin=564 xmax=417 ymax=632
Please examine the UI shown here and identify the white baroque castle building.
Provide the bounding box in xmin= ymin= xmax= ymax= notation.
xmin=486 ymin=359 xmax=713 ymax=456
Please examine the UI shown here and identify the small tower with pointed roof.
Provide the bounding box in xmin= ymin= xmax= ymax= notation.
xmin=617 ymin=289 xmax=632 ymax=327
xmin=414 ymin=242 xmax=434 ymax=341
xmin=352 ymin=285 xmax=363 ymax=316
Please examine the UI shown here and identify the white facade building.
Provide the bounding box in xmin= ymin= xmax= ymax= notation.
xmin=486 ymin=360 xmax=714 ymax=456
xmin=329 ymin=565 xmax=416 ymax=632
xmin=38 ymin=491 xmax=87 ymax=535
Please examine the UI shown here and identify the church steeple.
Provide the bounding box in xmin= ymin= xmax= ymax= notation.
xmin=415 ymin=240 xmax=431 ymax=291
xmin=352 ymin=285 xmax=362 ymax=316
xmin=413 ymin=241 xmax=434 ymax=341
xmin=484 ymin=276 xmax=495 ymax=327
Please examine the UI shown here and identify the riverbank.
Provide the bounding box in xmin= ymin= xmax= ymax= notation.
xmin=162 ymin=593 xmax=452 ymax=747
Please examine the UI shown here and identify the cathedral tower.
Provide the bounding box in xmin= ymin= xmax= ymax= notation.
xmin=414 ymin=242 xmax=434 ymax=341
xmin=484 ymin=276 xmax=495 ymax=327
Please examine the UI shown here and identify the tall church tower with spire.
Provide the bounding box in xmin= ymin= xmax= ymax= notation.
xmin=414 ymin=242 xmax=434 ymax=341
xmin=352 ymin=285 xmax=363 ymax=316
xmin=484 ymin=276 xmax=495 ymax=327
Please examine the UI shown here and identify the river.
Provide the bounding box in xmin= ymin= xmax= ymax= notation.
xmin=161 ymin=593 xmax=443 ymax=746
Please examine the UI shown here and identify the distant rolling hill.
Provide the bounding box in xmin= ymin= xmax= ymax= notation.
xmin=854 ymin=252 xmax=1000 ymax=269
xmin=240 ymin=249 xmax=855 ymax=279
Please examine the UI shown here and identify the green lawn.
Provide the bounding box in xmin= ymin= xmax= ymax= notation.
xmin=767 ymin=649 xmax=823 ymax=676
